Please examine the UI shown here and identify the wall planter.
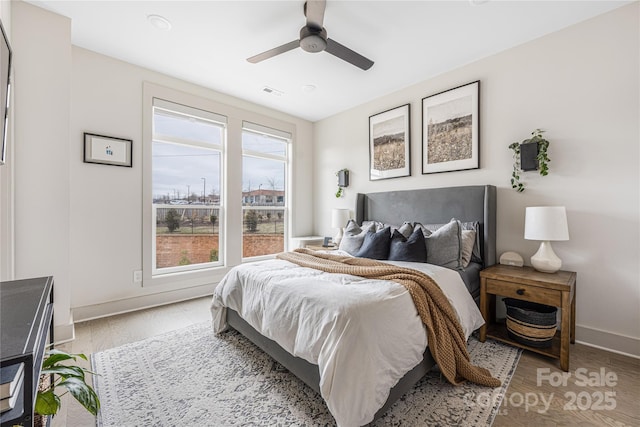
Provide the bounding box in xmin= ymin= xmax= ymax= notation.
xmin=508 ymin=129 xmax=550 ymax=192
xmin=335 ymin=169 xmax=349 ymax=198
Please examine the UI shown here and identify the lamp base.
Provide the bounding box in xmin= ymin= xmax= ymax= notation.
xmin=531 ymin=241 xmax=562 ymax=273
xmin=334 ymin=228 xmax=344 ymax=246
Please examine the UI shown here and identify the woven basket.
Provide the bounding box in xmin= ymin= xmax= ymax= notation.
xmin=504 ymin=298 xmax=557 ymax=348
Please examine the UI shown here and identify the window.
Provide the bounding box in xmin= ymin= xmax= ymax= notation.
xmin=242 ymin=122 xmax=290 ymax=259
xmin=143 ymin=83 xmax=297 ymax=288
xmin=151 ymin=99 xmax=226 ymax=275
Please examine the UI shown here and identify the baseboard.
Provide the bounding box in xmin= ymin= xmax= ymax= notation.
xmin=72 ymin=283 xmax=214 ymax=323
xmin=576 ymin=325 xmax=640 ymax=359
xmin=54 ymin=321 xmax=75 ymax=345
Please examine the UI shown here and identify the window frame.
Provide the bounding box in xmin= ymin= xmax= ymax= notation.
xmin=151 ymin=101 xmax=226 ymax=276
xmin=241 ymin=122 xmax=291 ymax=261
xmin=142 ymin=83 xmax=296 ymax=289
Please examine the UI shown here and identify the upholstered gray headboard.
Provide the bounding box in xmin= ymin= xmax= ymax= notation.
xmin=355 ymin=185 xmax=497 ymax=267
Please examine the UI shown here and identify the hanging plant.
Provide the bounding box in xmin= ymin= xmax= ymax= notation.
xmin=508 ymin=129 xmax=550 ymax=192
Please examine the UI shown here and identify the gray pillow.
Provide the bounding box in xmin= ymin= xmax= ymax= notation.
xmin=414 ymin=219 xmax=482 ymax=263
xmin=415 ymin=220 xmax=462 ymax=270
xmin=355 ymin=227 xmax=391 ymax=260
xmin=361 ymin=220 xmax=384 ymax=231
xmin=389 ymin=229 xmax=427 ymax=262
xmin=459 ymin=220 xmax=481 ymax=263
xmin=460 ymin=229 xmax=476 ymax=268
xmin=396 ymin=222 xmax=414 ymax=238
xmin=362 ymin=220 xmax=413 ymax=238
xmin=338 ymin=220 xmax=373 ymax=255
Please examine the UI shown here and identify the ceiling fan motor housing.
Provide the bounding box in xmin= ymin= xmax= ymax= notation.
xmin=299 ymin=26 xmax=327 ymax=53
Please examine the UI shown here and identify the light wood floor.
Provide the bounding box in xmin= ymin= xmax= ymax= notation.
xmin=53 ymin=297 xmax=639 ymax=427
xmin=51 ymin=297 xmax=212 ymax=427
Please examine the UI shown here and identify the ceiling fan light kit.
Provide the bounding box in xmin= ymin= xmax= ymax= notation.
xmin=247 ymin=0 xmax=374 ymax=71
xmin=299 ymin=27 xmax=327 ymax=53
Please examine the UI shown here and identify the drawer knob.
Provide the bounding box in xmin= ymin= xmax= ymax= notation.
xmin=516 ymin=289 xmax=525 ymax=295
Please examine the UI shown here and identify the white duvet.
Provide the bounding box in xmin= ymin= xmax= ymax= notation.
xmin=210 ymin=252 xmax=485 ymax=427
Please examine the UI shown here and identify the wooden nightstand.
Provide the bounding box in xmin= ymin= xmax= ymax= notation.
xmin=305 ymin=245 xmax=338 ymax=251
xmin=479 ymin=264 xmax=576 ymax=371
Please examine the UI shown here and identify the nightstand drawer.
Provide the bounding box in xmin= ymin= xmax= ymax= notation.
xmin=486 ymin=279 xmax=562 ymax=306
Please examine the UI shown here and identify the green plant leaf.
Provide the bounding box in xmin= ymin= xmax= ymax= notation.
xmin=43 ymin=349 xmax=87 ymax=368
xmin=35 ymin=389 xmax=61 ymax=416
xmin=59 ymin=377 xmax=101 ymax=416
xmin=37 ymin=349 xmax=100 ymax=418
xmin=41 ymin=365 xmax=87 ymax=380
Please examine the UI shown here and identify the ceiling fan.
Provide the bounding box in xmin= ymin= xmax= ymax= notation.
xmin=247 ymin=0 xmax=374 ymax=71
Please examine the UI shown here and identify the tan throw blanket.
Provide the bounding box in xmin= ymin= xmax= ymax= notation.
xmin=277 ymin=248 xmax=501 ymax=388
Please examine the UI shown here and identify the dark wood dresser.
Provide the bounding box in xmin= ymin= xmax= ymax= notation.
xmin=1 ymin=277 xmax=54 ymax=427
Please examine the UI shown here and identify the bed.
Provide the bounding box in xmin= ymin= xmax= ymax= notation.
xmin=211 ymin=185 xmax=497 ymax=426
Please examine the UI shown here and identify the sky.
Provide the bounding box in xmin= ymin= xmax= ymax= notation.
xmin=152 ymin=108 xmax=286 ymax=201
xmin=426 ymin=95 xmax=472 ymax=124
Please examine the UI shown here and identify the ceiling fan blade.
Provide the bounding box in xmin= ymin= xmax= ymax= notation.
xmin=247 ymin=40 xmax=300 ymax=63
xmin=305 ymin=0 xmax=326 ymax=29
xmin=325 ymin=38 xmax=374 ymax=70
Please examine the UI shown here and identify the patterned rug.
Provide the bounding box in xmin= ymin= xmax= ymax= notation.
xmin=92 ymin=322 xmax=521 ymax=426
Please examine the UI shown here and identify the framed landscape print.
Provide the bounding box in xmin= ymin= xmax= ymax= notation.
xmin=422 ymin=81 xmax=479 ymax=174
xmin=369 ymin=103 xmax=411 ymax=181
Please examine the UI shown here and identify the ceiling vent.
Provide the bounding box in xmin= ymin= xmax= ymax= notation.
xmin=262 ymin=86 xmax=284 ymax=97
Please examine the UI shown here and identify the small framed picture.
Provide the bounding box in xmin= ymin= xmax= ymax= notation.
xmin=323 ymin=237 xmax=333 ymax=247
xmin=84 ymin=133 xmax=132 ymax=167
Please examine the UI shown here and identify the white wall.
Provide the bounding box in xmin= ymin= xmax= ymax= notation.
xmin=10 ymin=2 xmax=314 ymax=338
xmin=12 ymin=1 xmax=73 ymax=339
xmin=313 ymin=4 xmax=639 ymax=356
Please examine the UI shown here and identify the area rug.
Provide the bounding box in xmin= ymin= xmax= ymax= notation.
xmin=91 ymin=322 xmax=521 ymax=426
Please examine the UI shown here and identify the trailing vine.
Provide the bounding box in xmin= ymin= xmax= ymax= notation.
xmin=508 ymin=141 xmax=524 ymax=192
xmin=508 ymin=129 xmax=550 ymax=192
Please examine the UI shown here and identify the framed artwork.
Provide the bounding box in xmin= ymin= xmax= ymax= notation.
xmin=83 ymin=133 xmax=132 ymax=167
xmin=0 ymin=19 xmax=12 ymax=166
xmin=369 ymin=103 xmax=410 ymax=181
xmin=422 ymin=81 xmax=479 ymax=174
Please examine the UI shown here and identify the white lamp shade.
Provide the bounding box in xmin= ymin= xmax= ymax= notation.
xmin=524 ymin=206 xmax=569 ymax=241
xmin=331 ymin=208 xmax=350 ymax=228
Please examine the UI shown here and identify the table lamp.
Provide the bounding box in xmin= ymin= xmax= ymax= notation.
xmin=524 ymin=206 xmax=569 ymax=273
xmin=331 ymin=208 xmax=350 ymax=245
